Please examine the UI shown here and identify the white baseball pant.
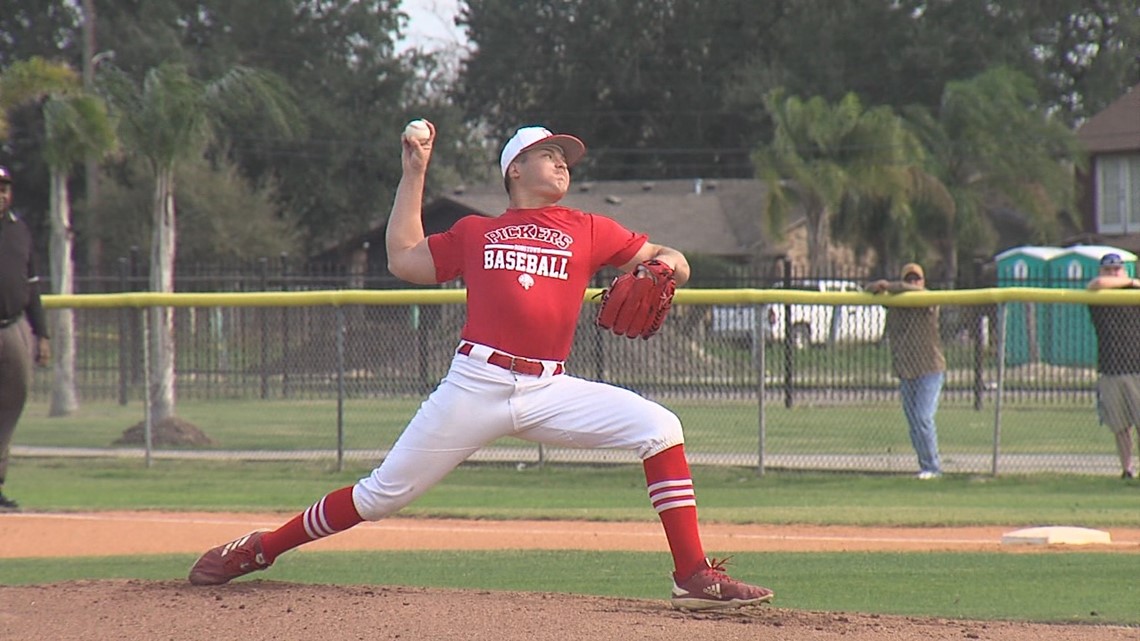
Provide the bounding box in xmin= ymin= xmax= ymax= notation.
xmin=352 ymin=342 xmax=684 ymax=520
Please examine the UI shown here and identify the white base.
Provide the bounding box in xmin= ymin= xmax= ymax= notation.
xmin=1001 ymin=526 xmax=1112 ymax=546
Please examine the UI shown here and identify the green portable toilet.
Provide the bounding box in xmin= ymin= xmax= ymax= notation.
xmin=995 ymin=246 xmax=1064 ymax=366
xmin=1048 ymin=245 xmax=1137 ymax=366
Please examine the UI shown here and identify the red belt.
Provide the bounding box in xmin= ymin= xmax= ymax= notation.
xmin=457 ymin=343 xmax=564 ymax=377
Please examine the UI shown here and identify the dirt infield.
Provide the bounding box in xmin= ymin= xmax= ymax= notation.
xmin=2 ymin=512 xmax=1139 ymax=640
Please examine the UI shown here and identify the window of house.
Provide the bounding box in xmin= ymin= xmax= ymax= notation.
xmin=1097 ymin=154 xmax=1140 ymax=234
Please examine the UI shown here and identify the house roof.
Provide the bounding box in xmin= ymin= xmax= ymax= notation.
xmin=1059 ymin=232 xmax=1140 ymax=257
xmin=434 ymin=178 xmax=779 ymax=258
xmin=310 ymin=177 xmax=793 ymax=265
xmin=1077 ymin=83 xmax=1140 ymax=154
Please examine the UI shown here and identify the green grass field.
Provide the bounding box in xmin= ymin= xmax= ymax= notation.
xmin=9 ymin=458 xmax=1140 ymax=526
xmin=3 ymin=550 xmax=1137 ymax=625
xmin=16 ymin=396 xmax=1114 ymax=459
xmin=3 ymin=457 xmax=1140 ymax=625
xmin=6 ymin=392 xmax=1135 ymax=626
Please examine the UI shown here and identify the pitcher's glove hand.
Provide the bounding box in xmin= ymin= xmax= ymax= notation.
xmin=595 ymin=260 xmax=676 ymax=339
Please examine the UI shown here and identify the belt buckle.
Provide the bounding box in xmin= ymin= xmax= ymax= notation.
xmin=507 ymin=356 xmax=522 ymax=374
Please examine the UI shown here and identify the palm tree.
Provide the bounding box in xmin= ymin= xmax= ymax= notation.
xmin=97 ymin=63 xmax=299 ymax=427
xmin=832 ymin=162 xmax=957 ymax=280
xmin=902 ymin=66 xmax=1086 ymax=278
xmin=754 ymin=89 xmax=953 ymax=276
xmin=0 ymin=57 xmax=117 ymax=416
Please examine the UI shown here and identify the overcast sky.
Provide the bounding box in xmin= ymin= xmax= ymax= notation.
xmin=399 ymin=0 xmax=468 ymax=53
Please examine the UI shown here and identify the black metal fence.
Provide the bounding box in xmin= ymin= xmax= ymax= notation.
xmin=18 ymin=255 xmax=1132 ymax=477
xmin=51 ymin=254 xmax=1109 ymax=407
xmin=23 ymin=289 xmax=1131 ymax=476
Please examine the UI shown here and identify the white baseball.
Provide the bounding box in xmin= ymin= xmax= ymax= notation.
xmin=403 ymin=119 xmax=431 ymax=141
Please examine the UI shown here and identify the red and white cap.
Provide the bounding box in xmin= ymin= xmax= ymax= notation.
xmin=499 ymin=126 xmax=586 ymax=177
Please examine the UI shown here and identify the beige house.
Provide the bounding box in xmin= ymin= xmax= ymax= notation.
xmin=313 ymin=178 xmax=838 ymax=279
xmin=439 ymin=178 xmax=766 ymax=260
xmin=312 ymin=175 xmax=888 ymax=283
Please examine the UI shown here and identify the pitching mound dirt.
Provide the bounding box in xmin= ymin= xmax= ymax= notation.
xmin=2 ymin=579 xmax=1137 ymax=641
xmin=3 ymin=513 xmax=1139 ymax=640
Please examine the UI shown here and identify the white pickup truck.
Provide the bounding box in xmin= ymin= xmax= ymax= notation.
xmin=710 ymin=280 xmax=886 ymax=349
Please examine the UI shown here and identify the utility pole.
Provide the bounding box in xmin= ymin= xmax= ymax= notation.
xmin=81 ymin=0 xmax=102 ymax=278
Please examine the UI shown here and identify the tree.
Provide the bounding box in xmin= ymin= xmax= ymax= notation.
xmin=88 ymin=154 xmax=301 ymax=264
xmin=456 ymin=0 xmax=782 ymax=180
xmin=831 ymin=167 xmax=956 ymax=280
xmin=902 ymin=67 xmax=1086 ymax=278
xmin=911 ymin=0 xmax=1140 ymax=126
xmin=1 ymin=1 xmax=471 ymax=262
xmin=97 ymin=62 xmax=299 ymax=427
xmin=457 ymin=0 xmax=1138 ymax=187
xmin=0 ymin=2 xmax=82 ymax=69
xmin=0 ymin=57 xmax=116 ymax=416
xmin=147 ymin=0 xmax=472 ymax=252
xmin=754 ymin=89 xmax=936 ymax=274
xmin=730 ymin=0 xmax=1140 ymax=126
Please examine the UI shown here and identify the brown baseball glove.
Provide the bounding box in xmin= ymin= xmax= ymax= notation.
xmin=595 ymin=260 xmax=676 ymax=339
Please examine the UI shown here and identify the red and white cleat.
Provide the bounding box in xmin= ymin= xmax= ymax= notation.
xmin=188 ymin=531 xmax=272 ymax=585
xmin=671 ymin=558 xmax=774 ymax=611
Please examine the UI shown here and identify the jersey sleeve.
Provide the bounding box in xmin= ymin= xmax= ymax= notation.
xmin=426 ymin=216 xmax=477 ymax=283
xmin=590 ymin=214 xmax=647 ymax=269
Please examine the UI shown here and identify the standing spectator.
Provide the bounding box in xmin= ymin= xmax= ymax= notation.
xmin=0 ymin=165 xmax=51 ymax=510
xmin=1086 ymin=252 xmax=1140 ymax=479
xmin=869 ymin=263 xmax=946 ymax=479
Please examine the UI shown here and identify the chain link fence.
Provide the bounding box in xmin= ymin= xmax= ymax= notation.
xmin=19 ymin=285 xmax=1136 ymax=477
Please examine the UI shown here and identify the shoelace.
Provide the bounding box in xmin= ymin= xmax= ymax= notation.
xmin=705 ymin=556 xmax=736 ymax=580
xmin=704 ymin=557 xmax=769 ymax=595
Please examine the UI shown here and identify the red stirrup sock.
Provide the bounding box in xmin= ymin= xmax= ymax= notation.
xmin=259 ymin=486 xmax=364 ymax=562
xmin=643 ymin=444 xmax=706 ymax=581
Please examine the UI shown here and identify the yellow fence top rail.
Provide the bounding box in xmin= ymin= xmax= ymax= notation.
xmin=41 ymin=287 xmax=1140 ymax=309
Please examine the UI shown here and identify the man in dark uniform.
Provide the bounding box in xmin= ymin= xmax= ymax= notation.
xmin=0 ymin=165 xmax=51 ymax=510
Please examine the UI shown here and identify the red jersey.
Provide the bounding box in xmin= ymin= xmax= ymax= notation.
xmin=428 ymin=205 xmax=647 ymax=360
